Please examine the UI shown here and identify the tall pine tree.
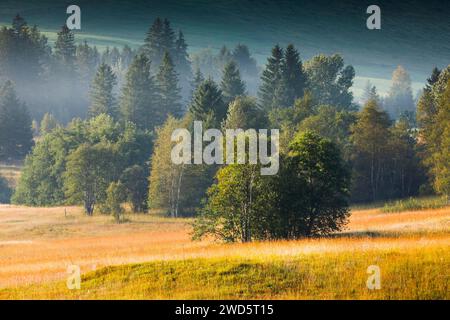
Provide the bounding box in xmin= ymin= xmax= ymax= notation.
xmin=220 ymin=60 xmax=246 ymax=105
xmin=157 ymin=51 xmax=182 ymax=117
xmin=0 ymin=81 xmax=33 ymax=160
xmin=174 ymin=31 xmax=191 ymax=77
xmin=143 ymin=17 xmax=165 ymax=66
xmin=189 ymin=78 xmax=226 ymax=125
xmin=88 ymin=63 xmax=117 ymax=119
xmin=259 ymin=45 xmax=284 ymax=111
xmin=191 ymin=68 xmax=205 ymax=95
xmin=119 ymin=54 xmax=158 ymax=130
xmin=54 ymin=25 xmax=76 ymax=72
xmin=282 ymin=44 xmax=306 ymax=107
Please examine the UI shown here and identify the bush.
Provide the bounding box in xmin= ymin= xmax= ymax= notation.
xmin=103 ymin=182 xmax=126 ymax=223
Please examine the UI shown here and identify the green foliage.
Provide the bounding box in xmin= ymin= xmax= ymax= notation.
xmin=191 ymin=68 xmax=205 ymax=99
xmin=258 ymin=45 xmax=285 ymax=110
xmin=40 ymin=113 xmax=58 ymax=135
xmin=276 ymin=131 xmax=351 ymax=238
xmin=88 ymin=63 xmax=117 ymax=119
xmin=417 ymin=66 xmax=450 ymax=198
xmin=120 ymin=165 xmax=148 ymax=213
xmin=223 ymin=96 xmax=267 ymax=130
xmin=0 ymin=81 xmax=33 ymax=160
xmin=156 ymin=52 xmax=182 ymax=117
xmin=13 ymin=115 xmax=152 ymax=209
xmin=64 ymin=142 xmax=121 ymax=215
xmin=350 ymin=100 xmax=391 ymax=202
xmin=220 ymin=61 xmax=246 ymax=105
xmin=103 ymin=181 xmax=127 ymax=223
xmin=143 ymin=17 xmax=173 ymax=67
xmin=119 ymin=54 xmax=159 ymax=130
xmin=76 ymin=41 xmax=101 ymax=84
xmin=193 ymin=163 xmax=276 ymax=242
xmin=0 ymin=175 xmax=12 ymax=203
xmin=299 ymin=105 xmax=356 ymax=158
xmin=194 ymin=131 xmax=351 ymax=242
xmin=54 ymin=25 xmax=76 ymax=72
xmin=188 ymin=78 xmax=227 ymax=125
xmin=282 ymin=44 xmax=307 ymax=107
xmin=304 ymin=54 xmax=355 ymax=110
xmin=0 ymin=15 xmax=49 ymax=84
xmin=350 ymin=99 xmax=426 ymax=202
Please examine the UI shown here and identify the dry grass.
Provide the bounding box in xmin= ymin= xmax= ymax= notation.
xmin=0 ymin=203 xmax=449 ymax=299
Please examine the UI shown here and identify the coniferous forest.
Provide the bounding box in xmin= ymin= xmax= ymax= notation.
xmin=0 ymin=1 xmax=449 ymax=302
xmin=0 ymin=12 xmax=448 ymax=242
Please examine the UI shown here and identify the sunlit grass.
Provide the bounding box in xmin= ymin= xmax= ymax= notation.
xmin=0 ymin=203 xmax=448 ymax=299
xmin=1 ymin=247 xmax=448 ymax=299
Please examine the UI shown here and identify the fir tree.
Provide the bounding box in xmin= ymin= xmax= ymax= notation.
xmin=189 ymin=78 xmax=227 ymax=125
xmin=54 ymin=25 xmax=76 ymax=71
xmin=425 ymin=67 xmax=441 ymax=92
xmin=220 ymin=60 xmax=246 ymax=105
xmin=119 ymin=54 xmax=158 ymax=130
xmin=192 ymin=68 xmax=205 ymax=94
xmin=0 ymin=81 xmax=33 ymax=160
xmin=231 ymin=44 xmax=258 ymax=78
xmin=143 ymin=17 xmax=177 ymax=68
xmin=143 ymin=17 xmax=165 ymax=66
xmin=88 ymin=63 xmax=117 ymax=118
xmin=162 ymin=18 xmax=176 ymax=57
xmin=282 ymin=44 xmax=307 ymax=107
xmin=174 ymin=31 xmax=191 ymax=75
xmin=259 ymin=45 xmax=284 ymax=111
xmin=156 ymin=51 xmax=182 ymax=117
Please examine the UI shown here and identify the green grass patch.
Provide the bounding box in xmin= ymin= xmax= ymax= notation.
xmin=1 ymin=247 xmax=448 ymax=300
xmin=381 ymin=196 xmax=449 ymax=213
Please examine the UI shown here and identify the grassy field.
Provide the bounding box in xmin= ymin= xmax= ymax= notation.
xmin=0 ymin=204 xmax=449 ymax=299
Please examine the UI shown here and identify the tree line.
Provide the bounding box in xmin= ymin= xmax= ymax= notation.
xmin=0 ymin=15 xmax=448 ymax=242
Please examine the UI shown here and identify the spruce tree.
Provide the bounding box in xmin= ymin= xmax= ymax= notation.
xmin=0 ymin=81 xmax=33 ymax=160
xmin=143 ymin=17 xmax=177 ymax=68
xmin=54 ymin=25 xmax=76 ymax=71
xmin=143 ymin=17 xmax=165 ymax=66
xmin=174 ymin=31 xmax=191 ymax=76
xmin=88 ymin=63 xmax=117 ymax=119
xmin=12 ymin=14 xmax=27 ymax=34
xmin=259 ymin=45 xmax=284 ymax=111
xmin=220 ymin=60 xmax=246 ymax=105
xmin=189 ymin=78 xmax=227 ymax=125
xmin=119 ymin=54 xmax=158 ymax=130
xmin=191 ymin=68 xmax=205 ymax=94
xmin=157 ymin=51 xmax=182 ymax=117
xmin=162 ymin=18 xmax=176 ymax=57
xmin=282 ymin=44 xmax=307 ymax=107
xmin=232 ymin=44 xmax=258 ymax=78
xmin=425 ymin=67 xmax=441 ymax=92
